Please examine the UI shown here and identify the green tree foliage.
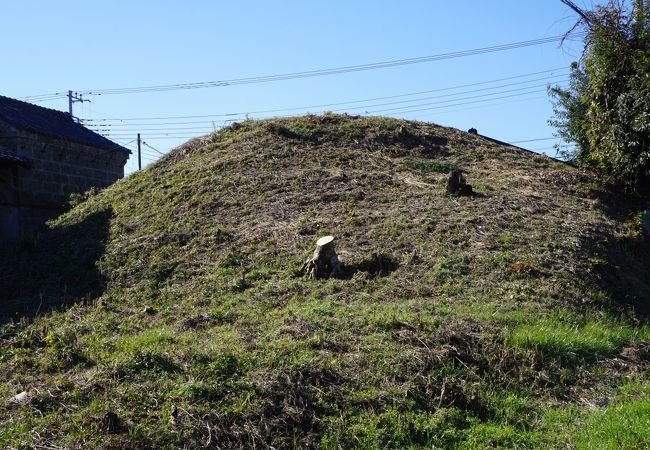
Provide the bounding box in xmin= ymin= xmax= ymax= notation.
xmin=550 ymin=0 xmax=650 ymax=192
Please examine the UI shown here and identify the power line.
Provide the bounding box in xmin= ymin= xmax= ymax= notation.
xmin=412 ymin=93 xmax=550 ymax=119
xmin=527 ymin=144 xmax=573 ymax=152
xmin=77 ymin=34 xmax=578 ymax=95
xmin=141 ymin=151 xmax=161 ymax=159
xmin=17 ymin=92 xmax=67 ymax=102
xmin=88 ymin=77 xmax=570 ymax=130
xmin=104 ymin=136 xmax=137 ymax=146
xmin=26 ymin=97 xmax=67 ymax=104
xmin=102 ymin=131 xmax=206 ymax=137
xmin=142 ymin=141 xmax=164 ymax=155
xmin=98 ymin=99 xmax=564 ymax=148
xmin=344 ymin=83 xmax=566 ymax=115
xmin=328 ymin=77 xmax=568 ymax=113
xmin=139 ymin=154 xmax=159 ymax=162
xmin=83 ymin=67 xmax=569 ymax=123
xmin=95 ymin=85 xmax=566 ymax=140
xmin=87 ymin=78 xmax=568 ymax=137
xmin=368 ymin=86 xmax=564 ymax=115
xmin=109 ymin=136 xmax=203 ymax=140
xmin=92 ymin=126 xmax=216 ymax=132
xmin=508 ymin=137 xmax=558 ymax=144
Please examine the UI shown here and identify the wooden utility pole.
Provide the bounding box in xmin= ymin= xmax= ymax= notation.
xmin=137 ymin=133 xmax=142 ymax=171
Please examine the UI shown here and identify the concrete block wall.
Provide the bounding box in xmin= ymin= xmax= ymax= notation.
xmin=10 ymin=130 xmax=127 ymax=207
xmin=0 ymin=124 xmax=128 ymax=237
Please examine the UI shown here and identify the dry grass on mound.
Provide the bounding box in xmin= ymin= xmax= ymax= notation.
xmin=1 ymin=114 xmax=649 ymax=449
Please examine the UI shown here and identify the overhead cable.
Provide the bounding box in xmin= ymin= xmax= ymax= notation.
xmin=76 ymin=34 xmax=580 ymax=96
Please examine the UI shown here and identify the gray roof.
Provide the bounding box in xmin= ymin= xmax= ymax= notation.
xmin=0 ymin=95 xmax=129 ymax=154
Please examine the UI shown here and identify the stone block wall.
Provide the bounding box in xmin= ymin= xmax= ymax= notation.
xmin=0 ymin=124 xmax=128 ymax=237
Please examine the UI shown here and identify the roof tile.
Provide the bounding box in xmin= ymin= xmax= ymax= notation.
xmin=0 ymin=95 xmax=129 ymax=154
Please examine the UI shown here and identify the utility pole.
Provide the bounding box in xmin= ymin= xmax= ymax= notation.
xmin=67 ymin=90 xmax=89 ymax=122
xmin=137 ymin=133 xmax=142 ymax=171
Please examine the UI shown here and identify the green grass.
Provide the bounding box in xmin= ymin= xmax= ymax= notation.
xmin=573 ymin=384 xmax=650 ymax=449
xmin=0 ymin=114 xmax=648 ymax=448
xmin=401 ymin=159 xmax=460 ymax=174
xmin=508 ymin=312 xmax=650 ymax=359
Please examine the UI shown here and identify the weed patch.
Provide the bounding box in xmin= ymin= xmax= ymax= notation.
xmin=508 ymin=313 xmax=650 ymax=360
xmin=402 ymin=159 xmax=459 ymax=174
xmin=115 ymin=351 xmax=181 ymax=379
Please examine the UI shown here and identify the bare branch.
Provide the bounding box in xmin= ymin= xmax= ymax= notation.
xmin=561 ymin=0 xmax=594 ymax=25
xmin=560 ymin=18 xmax=588 ymax=47
xmin=559 ymin=0 xmax=596 ymax=50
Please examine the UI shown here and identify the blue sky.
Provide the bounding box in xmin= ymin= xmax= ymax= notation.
xmin=2 ymin=1 xmax=587 ymax=173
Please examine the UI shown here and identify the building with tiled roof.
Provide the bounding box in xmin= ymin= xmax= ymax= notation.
xmin=0 ymin=95 xmax=129 ymax=240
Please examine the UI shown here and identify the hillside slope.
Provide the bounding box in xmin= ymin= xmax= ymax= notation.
xmin=1 ymin=114 xmax=649 ymax=449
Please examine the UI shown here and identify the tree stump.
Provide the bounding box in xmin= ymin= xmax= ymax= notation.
xmin=302 ymin=236 xmax=342 ymax=279
xmin=446 ymin=170 xmax=473 ymax=196
xmin=101 ymin=411 xmax=122 ymax=434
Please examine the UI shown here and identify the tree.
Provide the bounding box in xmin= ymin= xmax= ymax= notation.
xmin=550 ymin=0 xmax=650 ymax=192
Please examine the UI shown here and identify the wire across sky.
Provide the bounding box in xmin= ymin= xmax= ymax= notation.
xmin=16 ymin=32 xmax=577 ymax=167
xmin=20 ymin=33 xmax=579 ymax=102
xmin=86 ymin=69 xmax=569 ymax=140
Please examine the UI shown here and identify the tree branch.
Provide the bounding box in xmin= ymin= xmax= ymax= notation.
xmin=561 ymin=0 xmax=594 ymax=25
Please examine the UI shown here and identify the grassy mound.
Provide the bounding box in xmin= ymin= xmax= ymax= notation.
xmin=1 ymin=114 xmax=649 ymax=448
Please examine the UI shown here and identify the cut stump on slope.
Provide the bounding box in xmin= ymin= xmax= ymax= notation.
xmin=302 ymin=235 xmax=343 ymax=279
xmin=446 ymin=170 xmax=473 ymax=196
